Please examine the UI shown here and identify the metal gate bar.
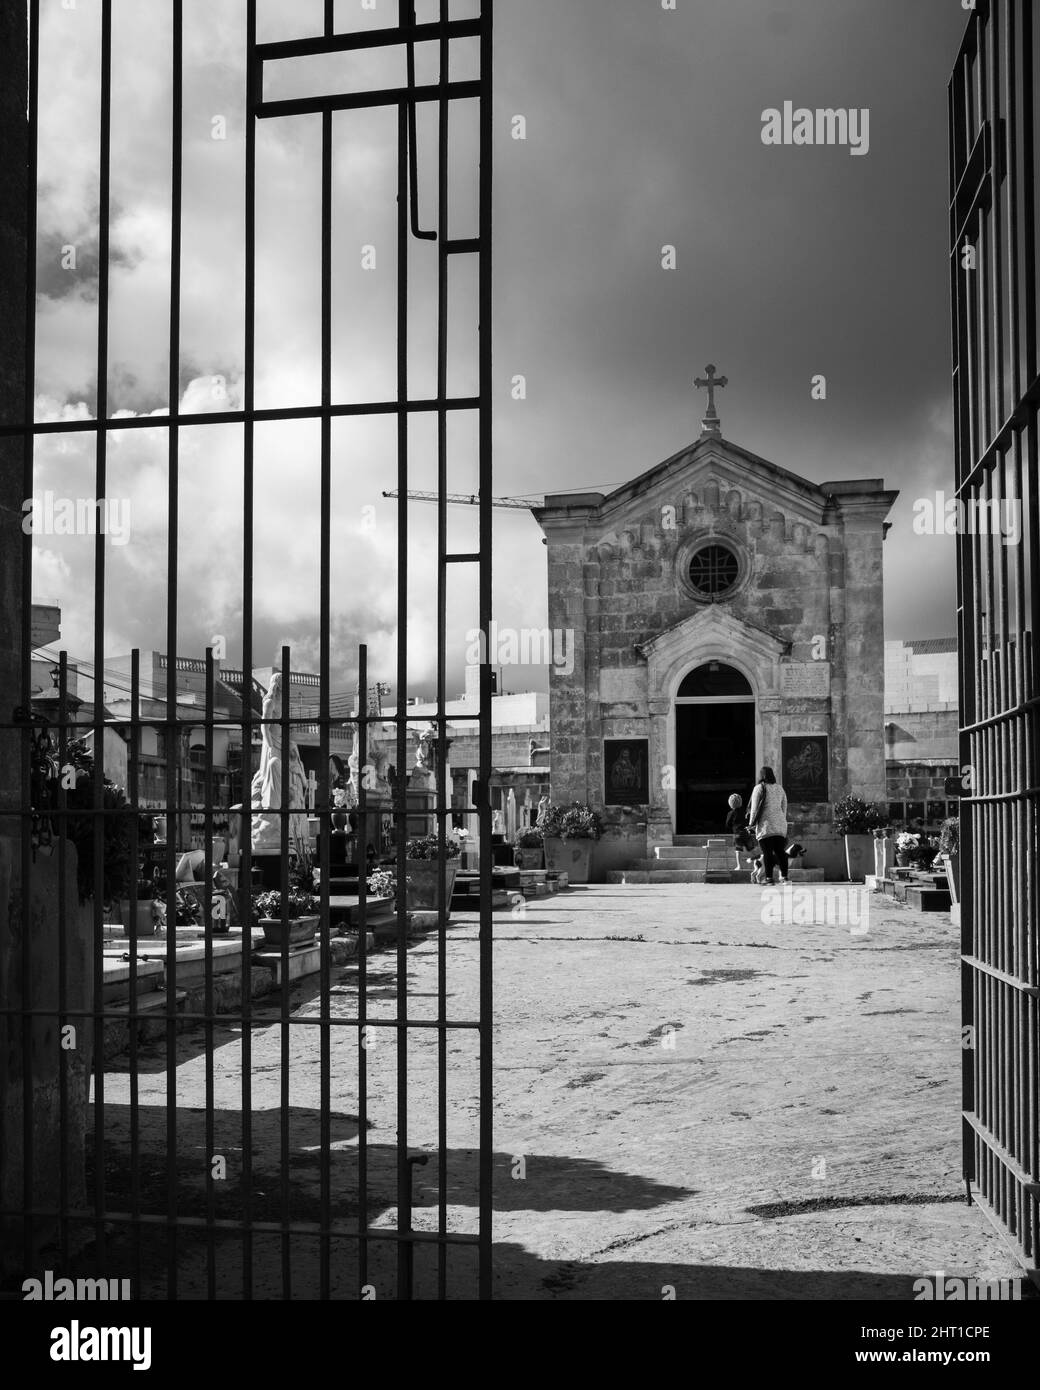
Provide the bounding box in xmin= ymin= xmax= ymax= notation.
xmin=91 ymin=0 xmax=113 ymax=1278
xmin=1 ymin=0 xmax=494 ymax=1301
xmin=16 ymin=0 xmax=40 ymax=1287
xmin=950 ymin=0 xmax=1040 ymax=1276
xmin=163 ymin=0 xmax=183 ymax=1299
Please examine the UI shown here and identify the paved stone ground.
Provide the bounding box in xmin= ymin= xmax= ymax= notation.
xmin=96 ymin=883 xmax=1026 ymax=1300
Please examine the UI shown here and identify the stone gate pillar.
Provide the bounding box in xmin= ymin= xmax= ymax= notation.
xmin=0 ymin=0 xmax=31 ymax=1281
xmin=647 ymin=697 xmax=672 ymax=854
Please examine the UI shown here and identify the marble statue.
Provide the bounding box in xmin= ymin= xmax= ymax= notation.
xmin=415 ymin=723 xmax=436 ymax=772
xmin=346 ymin=729 xmax=393 ymax=805
xmin=250 ymin=673 xmax=310 ymax=854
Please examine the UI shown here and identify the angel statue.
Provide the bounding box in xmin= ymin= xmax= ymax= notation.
xmin=250 ymin=672 xmax=310 ymax=854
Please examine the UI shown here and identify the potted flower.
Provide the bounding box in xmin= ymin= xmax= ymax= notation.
xmin=512 ymin=825 xmax=544 ymax=870
xmin=832 ymin=796 xmax=886 ymax=881
xmin=938 ymin=816 xmax=960 ymax=903
xmin=254 ymin=887 xmax=319 ymax=946
xmin=872 ymin=827 xmax=894 ymax=882
xmin=538 ymin=802 xmax=603 ymax=884
xmin=895 ymin=831 xmax=918 ymax=868
xmin=404 ymin=834 xmax=461 ymax=910
xmin=367 ymin=867 xmax=397 ymax=901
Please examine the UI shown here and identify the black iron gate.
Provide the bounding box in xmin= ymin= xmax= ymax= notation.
xmin=1 ymin=0 xmax=493 ymax=1301
xmin=949 ymin=0 xmax=1039 ymax=1277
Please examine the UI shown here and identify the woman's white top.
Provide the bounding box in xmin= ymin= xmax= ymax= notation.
xmin=748 ymin=782 xmax=788 ymax=840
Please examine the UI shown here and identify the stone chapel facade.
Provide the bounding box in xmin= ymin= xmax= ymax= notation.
xmin=533 ymin=419 xmax=898 ymax=879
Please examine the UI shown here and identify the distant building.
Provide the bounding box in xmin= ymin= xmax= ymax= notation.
xmin=534 ymin=412 xmax=898 ymax=878
xmin=379 ymin=665 xmax=550 ymax=833
xmin=883 ymin=638 xmax=959 ymax=822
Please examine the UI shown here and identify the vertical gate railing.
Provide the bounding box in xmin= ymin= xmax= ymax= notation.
xmin=1 ymin=0 xmax=493 ymax=1300
xmin=949 ymin=0 xmax=1040 ymax=1275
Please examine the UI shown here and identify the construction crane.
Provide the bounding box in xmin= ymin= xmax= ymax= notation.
xmin=381 ymin=489 xmax=539 ymax=509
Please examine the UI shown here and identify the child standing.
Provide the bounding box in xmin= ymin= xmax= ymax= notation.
xmin=725 ymin=793 xmax=745 ymax=871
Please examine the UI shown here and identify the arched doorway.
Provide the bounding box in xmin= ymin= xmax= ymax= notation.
xmin=675 ymin=662 xmax=756 ymax=834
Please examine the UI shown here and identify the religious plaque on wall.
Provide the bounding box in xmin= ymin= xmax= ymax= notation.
xmin=779 ymin=662 xmax=831 ymax=699
xmin=781 ymin=735 xmax=829 ymax=803
xmin=604 ymin=739 xmax=650 ymax=805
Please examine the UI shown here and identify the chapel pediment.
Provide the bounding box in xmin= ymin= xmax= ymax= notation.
xmin=636 ymin=605 xmax=789 ymax=665
xmin=594 ymin=436 xmax=830 ymax=531
xmin=533 ymin=433 xmax=895 ymax=543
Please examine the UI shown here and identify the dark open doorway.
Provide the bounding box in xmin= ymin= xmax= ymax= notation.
xmin=675 ymin=664 xmax=756 ymax=835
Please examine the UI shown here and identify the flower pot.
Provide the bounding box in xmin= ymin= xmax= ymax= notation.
xmin=843 ymin=834 xmax=874 ymax=882
xmin=404 ymin=860 xmax=460 ymax=911
xmin=122 ymin=900 xmax=158 ymax=937
xmin=260 ymin=914 xmax=319 ymax=946
xmin=543 ymin=836 xmax=593 ymax=884
xmin=515 ymin=848 xmax=544 ymax=870
xmin=895 ymin=851 xmax=911 ymax=868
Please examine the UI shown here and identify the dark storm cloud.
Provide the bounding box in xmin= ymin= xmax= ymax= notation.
xmin=33 ymin=0 xmax=973 ymax=680
xmin=494 ymin=0 xmax=968 ymax=638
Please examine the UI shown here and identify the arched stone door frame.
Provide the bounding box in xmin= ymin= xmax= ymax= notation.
xmin=637 ymin=609 xmax=789 ymax=851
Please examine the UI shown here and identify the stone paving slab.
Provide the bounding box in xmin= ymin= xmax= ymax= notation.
xmin=94 ymin=882 xmax=1027 ymax=1300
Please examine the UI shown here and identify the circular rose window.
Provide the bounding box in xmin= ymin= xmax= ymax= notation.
xmin=688 ymin=542 xmax=740 ymax=599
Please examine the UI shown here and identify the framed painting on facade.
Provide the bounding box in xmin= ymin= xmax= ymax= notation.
xmin=603 ymin=739 xmax=650 ymax=806
xmin=781 ymin=735 xmax=828 ymax=803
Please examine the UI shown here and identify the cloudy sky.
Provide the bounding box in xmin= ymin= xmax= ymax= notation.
xmin=31 ymin=0 xmax=969 ymax=702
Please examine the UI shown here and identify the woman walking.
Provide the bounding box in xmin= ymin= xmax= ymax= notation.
xmin=747 ymin=766 xmax=789 ymax=885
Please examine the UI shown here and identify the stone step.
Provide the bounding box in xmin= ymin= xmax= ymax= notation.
xmin=656 ymin=846 xmax=706 ymax=860
xmin=607 ymin=870 xmax=707 ymax=885
xmin=634 ymin=856 xmax=744 ymax=872
xmin=913 ymin=873 xmax=949 ymax=889
xmin=905 ymin=885 xmax=953 ymax=912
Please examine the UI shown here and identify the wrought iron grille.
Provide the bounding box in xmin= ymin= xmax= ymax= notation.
xmin=949 ymin=0 xmax=1040 ymax=1276
xmin=688 ymin=543 xmax=739 ymax=599
xmin=0 ymin=0 xmax=494 ymax=1301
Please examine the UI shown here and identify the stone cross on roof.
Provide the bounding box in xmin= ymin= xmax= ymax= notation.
xmin=695 ymin=364 xmax=728 ymax=438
